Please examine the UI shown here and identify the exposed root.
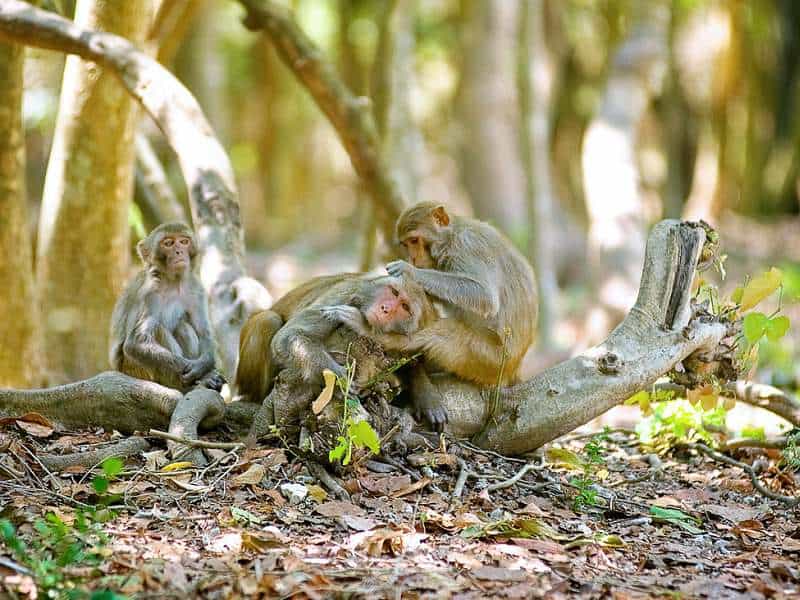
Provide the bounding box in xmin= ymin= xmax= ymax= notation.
xmin=38 ymin=437 xmax=150 ymax=472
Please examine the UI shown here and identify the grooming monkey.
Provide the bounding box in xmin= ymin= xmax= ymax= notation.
xmin=327 ymin=202 xmax=538 ymax=427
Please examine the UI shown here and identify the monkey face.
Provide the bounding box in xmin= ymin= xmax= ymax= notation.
xmin=157 ymin=234 xmax=194 ymax=276
xmin=364 ymin=282 xmax=419 ymax=335
xmin=400 ymin=231 xmax=435 ymax=269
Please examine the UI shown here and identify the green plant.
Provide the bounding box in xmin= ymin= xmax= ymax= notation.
xmin=570 ymin=475 xmax=600 ymax=511
xmin=783 ymin=431 xmax=800 ymax=471
xmin=328 ymin=358 xmax=380 ymax=466
xmin=0 ymin=458 xmax=127 ymax=598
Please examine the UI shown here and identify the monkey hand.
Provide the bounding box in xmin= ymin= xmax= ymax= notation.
xmin=181 ymin=357 xmax=212 ymax=387
xmin=198 ymin=369 xmax=226 ymax=393
xmin=386 ymin=260 xmax=415 ymax=279
xmin=413 ymin=393 xmax=448 ymax=433
xmin=320 ymin=305 xmax=370 ymax=336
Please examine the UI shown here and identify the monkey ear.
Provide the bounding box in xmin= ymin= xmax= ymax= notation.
xmin=136 ymin=240 xmax=150 ymax=263
xmin=432 ymin=205 xmax=450 ymax=227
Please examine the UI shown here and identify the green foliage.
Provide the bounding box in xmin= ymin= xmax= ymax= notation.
xmin=636 ymin=398 xmax=721 ymax=447
xmin=0 ymin=459 xmax=128 ymax=597
xmin=328 ymin=361 xmax=381 ymax=466
xmin=0 ymin=511 xmax=123 ymax=599
xmin=569 ymin=475 xmax=600 ymax=511
xmin=328 ymin=416 xmax=381 ymax=465
xmin=740 ymin=425 xmax=766 ymax=441
xmin=783 ymin=432 xmax=800 ymax=471
xmin=649 ymin=506 xmax=703 ymax=534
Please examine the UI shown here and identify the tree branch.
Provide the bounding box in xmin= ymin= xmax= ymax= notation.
xmin=0 ymin=0 xmax=272 ymax=377
xmin=237 ymin=0 xmax=405 ymax=242
xmin=436 ymin=220 xmax=731 ymax=455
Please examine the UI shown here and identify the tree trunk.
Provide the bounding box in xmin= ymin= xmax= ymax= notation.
xmin=37 ymin=0 xmax=152 ymax=382
xmin=581 ymin=16 xmax=667 ymax=343
xmin=517 ymin=0 xmax=559 ymax=349
xmin=456 ymin=0 xmax=527 ymax=239
xmin=0 ymin=38 xmax=41 ymax=387
xmin=0 ymin=1 xmax=273 ymax=379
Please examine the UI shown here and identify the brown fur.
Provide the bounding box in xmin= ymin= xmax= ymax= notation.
xmin=390 ymin=201 xmax=538 ymax=386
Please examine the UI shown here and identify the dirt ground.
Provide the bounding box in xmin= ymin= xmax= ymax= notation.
xmin=1 ymin=420 xmax=799 ymax=599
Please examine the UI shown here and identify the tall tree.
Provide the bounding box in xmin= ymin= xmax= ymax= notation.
xmin=456 ymin=0 xmax=527 ymax=239
xmin=0 ymin=39 xmax=41 ymax=387
xmin=37 ymin=0 xmax=152 ymax=382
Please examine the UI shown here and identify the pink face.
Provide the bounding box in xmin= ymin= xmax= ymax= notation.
xmin=160 ymin=234 xmax=193 ymax=273
xmin=364 ymin=282 xmax=418 ymax=334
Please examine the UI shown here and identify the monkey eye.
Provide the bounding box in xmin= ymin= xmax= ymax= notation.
xmin=179 ymin=238 xmax=190 ymax=245
xmin=390 ymin=287 xmax=399 ymax=297
xmin=163 ymin=238 xmax=174 ymax=247
xmin=401 ymin=303 xmax=410 ymax=312
xmin=408 ymin=237 xmax=419 ymax=245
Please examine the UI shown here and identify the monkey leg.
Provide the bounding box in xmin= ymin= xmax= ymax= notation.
xmin=407 ymin=363 xmax=448 ymax=432
xmin=235 ymin=309 xmax=284 ymax=403
xmin=409 ymin=319 xmax=509 ymax=386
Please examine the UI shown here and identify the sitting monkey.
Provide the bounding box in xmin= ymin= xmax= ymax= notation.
xmin=110 ymin=222 xmax=224 ymax=393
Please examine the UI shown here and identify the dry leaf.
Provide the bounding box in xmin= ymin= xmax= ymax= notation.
xmin=234 ymin=463 xmax=266 ymax=486
xmin=311 ymin=369 xmax=338 ymax=414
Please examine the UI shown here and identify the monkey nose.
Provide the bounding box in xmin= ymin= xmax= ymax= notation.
xmin=380 ymin=304 xmax=390 ymax=314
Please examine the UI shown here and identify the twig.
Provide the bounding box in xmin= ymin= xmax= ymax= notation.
xmin=687 ymin=442 xmax=799 ymax=506
xmin=148 ymin=429 xmax=244 ymax=450
xmin=486 ymin=462 xmax=542 ymax=492
xmin=451 ymin=458 xmax=475 ymax=501
xmin=720 ymin=437 xmax=788 ymax=451
xmin=307 ymin=460 xmax=350 ymax=501
xmin=39 ymin=437 xmax=150 ymax=472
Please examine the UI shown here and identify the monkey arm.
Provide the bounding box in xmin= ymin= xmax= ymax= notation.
xmin=409 ymin=267 xmax=499 ymax=320
xmin=123 ymin=316 xmax=187 ymax=375
xmin=271 ymin=308 xmax=347 ymax=383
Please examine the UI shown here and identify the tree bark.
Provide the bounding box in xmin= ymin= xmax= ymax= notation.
xmin=438 ymin=220 xmax=729 ymax=455
xmin=456 ymin=0 xmax=527 ymax=238
xmin=0 ymin=0 xmax=273 ymax=378
xmin=36 ymin=0 xmax=151 ymax=382
xmin=0 ymin=37 xmax=41 ymax=387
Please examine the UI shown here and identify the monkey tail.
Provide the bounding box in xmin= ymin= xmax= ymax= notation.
xmin=234 ymin=309 xmax=284 ymax=404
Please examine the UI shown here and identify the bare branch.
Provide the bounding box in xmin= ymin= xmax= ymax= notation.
xmin=238 ymin=0 xmax=405 ymax=241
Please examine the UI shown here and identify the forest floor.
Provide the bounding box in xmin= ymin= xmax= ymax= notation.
xmin=1 ymin=420 xmax=799 ymax=599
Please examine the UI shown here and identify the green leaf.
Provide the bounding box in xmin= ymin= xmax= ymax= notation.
xmin=624 ymin=390 xmax=649 ymax=406
xmin=348 ymin=419 xmax=380 ymax=455
xmin=743 ymin=312 xmax=768 ymax=344
xmin=740 ymin=425 xmax=766 ymax=441
xmin=730 ymin=286 xmax=744 ymax=305
xmin=740 ymin=267 xmax=783 ymax=310
xmin=92 ymin=476 xmax=109 ymax=495
xmin=101 ymin=457 xmax=124 ymax=478
xmin=328 ymin=437 xmax=348 ymax=463
xmin=650 ymin=506 xmax=703 ymax=534
xmin=545 ymin=447 xmax=586 ymax=471
xmin=765 ymin=316 xmax=790 ymax=341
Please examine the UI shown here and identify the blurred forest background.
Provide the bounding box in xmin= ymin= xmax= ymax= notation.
xmin=3 ymin=0 xmax=799 ymax=393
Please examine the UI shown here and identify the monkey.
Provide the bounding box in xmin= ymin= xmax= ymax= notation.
xmin=271 ymin=274 xmax=434 ymax=387
xmin=109 ymin=222 xmax=225 ymax=394
xmin=234 ymin=273 xmax=362 ymax=404
xmin=374 ymin=201 xmax=538 ymax=422
xmin=240 ymin=274 xmax=437 ymax=442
